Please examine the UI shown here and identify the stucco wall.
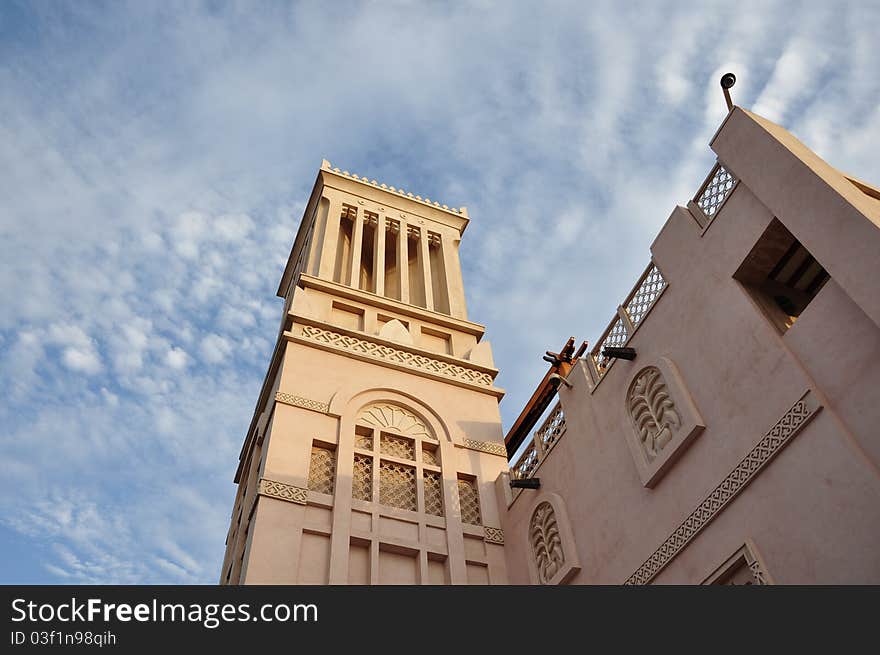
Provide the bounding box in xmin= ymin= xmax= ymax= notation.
xmin=500 ymin=110 xmax=880 ymax=584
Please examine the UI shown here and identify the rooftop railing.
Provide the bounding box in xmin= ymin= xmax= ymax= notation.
xmin=585 ymin=159 xmax=737 ymax=385
xmin=587 ymin=261 xmax=668 ymax=381
xmin=512 ymin=402 xmax=566 ymax=480
xmin=508 ymin=159 xmax=737 ymax=484
xmin=689 ymin=161 xmax=738 ymax=229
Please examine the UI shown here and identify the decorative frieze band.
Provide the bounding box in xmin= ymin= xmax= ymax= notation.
xmin=258 ymin=478 xmax=309 ymax=505
xmin=484 ymin=526 xmax=505 ymax=545
xmin=462 ymin=438 xmax=508 ymax=457
xmin=299 ymin=325 xmax=495 ymax=387
xmin=625 ymin=390 xmax=821 ymax=585
xmin=275 ymin=392 xmax=330 ymax=414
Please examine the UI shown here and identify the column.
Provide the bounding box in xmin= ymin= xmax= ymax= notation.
xmin=399 ymin=221 xmax=410 ymax=304
xmin=442 ymin=236 xmax=467 ymax=318
xmin=419 ymin=226 xmax=434 ymax=311
xmin=327 ymin=415 xmax=356 ymax=584
xmin=375 ymin=215 xmax=386 ymax=297
xmin=349 ymin=205 xmax=364 ymax=288
xmin=317 ymin=196 xmax=343 ymax=280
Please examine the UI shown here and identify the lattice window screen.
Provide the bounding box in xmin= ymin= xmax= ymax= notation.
xmin=380 ymin=460 xmax=417 ymax=511
xmin=353 ymin=454 xmax=373 ymax=501
xmin=423 ymin=470 xmax=443 ymax=516
xmin=308 ymin=446 xmax=336 ymax=495
xmin=355 ymin=428 xmax=373 ymax=450
xmin=422 ymin=447 xmax=440 ymax=466
xmin=458 ymin=478 xmax=482 ymax=525
xmin=380 ymin=433 xmax=415 ymax=460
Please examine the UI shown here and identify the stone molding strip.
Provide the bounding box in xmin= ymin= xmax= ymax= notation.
xmin=625 ymin=390 xmax=821 ymax=585
xmin=484 ymin=527 xmax=504 ymax=545
xmin=461 ymin=438 xmax=508 ymax=458
xmin=275 ymin=392 xmax=330 ymax=414
xmin=296 ymin=325 xmax=498 ymax=390
xmin=258 ymin=478 xmax=309 ymax=505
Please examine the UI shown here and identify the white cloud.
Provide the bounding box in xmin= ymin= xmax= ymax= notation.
xmin=752 ymin=37 xmax=828 ymax=124
xmin=101 ymin=387 xmax=119 ymax=407
xmin=171 ymin=211 xmax=208 ymax=260
xmin=44 ymin=324 xmax=104 ymax=374
xmin=200 ymin=333 xmax=233 ymax=364
xmin=164 ymin=347 xmax=189 ymax=370
xmin=61 ymin=347 xmax=103 ymax=374
xmin=214 ymin=213 xmax=254 ymax=241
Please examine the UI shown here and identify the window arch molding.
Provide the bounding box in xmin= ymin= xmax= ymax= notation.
xmin=330 ymin=386 xmax=453 ymax=444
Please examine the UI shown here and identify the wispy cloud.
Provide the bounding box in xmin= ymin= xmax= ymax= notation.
xmin=1 ymin=0 xmax=877 ymax=583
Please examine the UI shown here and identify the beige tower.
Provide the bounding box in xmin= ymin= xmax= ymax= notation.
xmin=221 ymin=161 xmax=509 ymax=584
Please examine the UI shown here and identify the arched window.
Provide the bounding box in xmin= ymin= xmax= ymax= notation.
xmin=352 ymin=403 xmax=444 ymax=516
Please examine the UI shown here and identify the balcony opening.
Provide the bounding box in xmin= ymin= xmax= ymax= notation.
xmin=734 ymin=219 xmax=830 ymax=333
xmin=359 ymin=213 xmax=377 ymax=293
xmin=333 ymin=204 xmax=356 ymax=284
xmin=428 ymin=232 xmax=450 ymax=315
xmin=407 ymin=228 xmax=426 ymax=309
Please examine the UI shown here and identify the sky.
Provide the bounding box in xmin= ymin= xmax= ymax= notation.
xmin=1 ymin=1 xmax=878 ymax=584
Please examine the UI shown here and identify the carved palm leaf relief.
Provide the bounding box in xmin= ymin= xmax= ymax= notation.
xmin=628 ymin=367 xmax=681 ymax=462
xmin=529 ymin=502 xmax=565 ymax=584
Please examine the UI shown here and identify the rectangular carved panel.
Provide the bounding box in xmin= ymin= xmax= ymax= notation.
xmin=258 ymin=478 xmax=308 ymax=505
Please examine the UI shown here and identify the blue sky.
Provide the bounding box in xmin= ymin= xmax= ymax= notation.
xmin=1 ymin=1 xmax=878 ymax=584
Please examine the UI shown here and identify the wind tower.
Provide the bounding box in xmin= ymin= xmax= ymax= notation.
xmin=221 ymin=161 xmax=509 ymax=584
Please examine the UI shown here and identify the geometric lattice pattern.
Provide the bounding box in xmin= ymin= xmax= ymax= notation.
xmin=308 ymin=446 xmax=336 ymax=495
xmin=513 ymin=442 xmax=539 ymax=481
xmin=423 ymin=470 xmax=443 ymax=516
xmin=624 ymin=265 xmax=667 ymax=325
xmin=379 ymin=460 xmax=417 ymax=511
xmin=625 ymin=391 xmax=819 ymax=585
xmin=594 ymin=317 xmax=629 ymax=373
xmin=380 ymin=433 xmax=415 ymax=461
xmin=696 ymin=163 xmax=736 ymax=217
xmin=258 ymin=478 xmax=308 ymax=505
xmin=484 ymin=526 xmax=504 ymax=545
xmin=422 ymin=447 xmax=440 ymax=466
xmin=537 ymin=403 xmax=566 ymax=452
xmin=461 ymin=438 xmax=508 ymax=457
xmin=300 ymin=325 xmax=495 ymax=387
xmin=589 ymin=260 xmax=668 ymax=381
xmin=457 ymin=478 xmax=482 ymax=525
xmin=353 ymin=454 xmax=373 ymax=502
xmin=355 ymin=429 xmax=373 ymax=451
xmin=275 ymin=392 xmax=329 ymax=414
